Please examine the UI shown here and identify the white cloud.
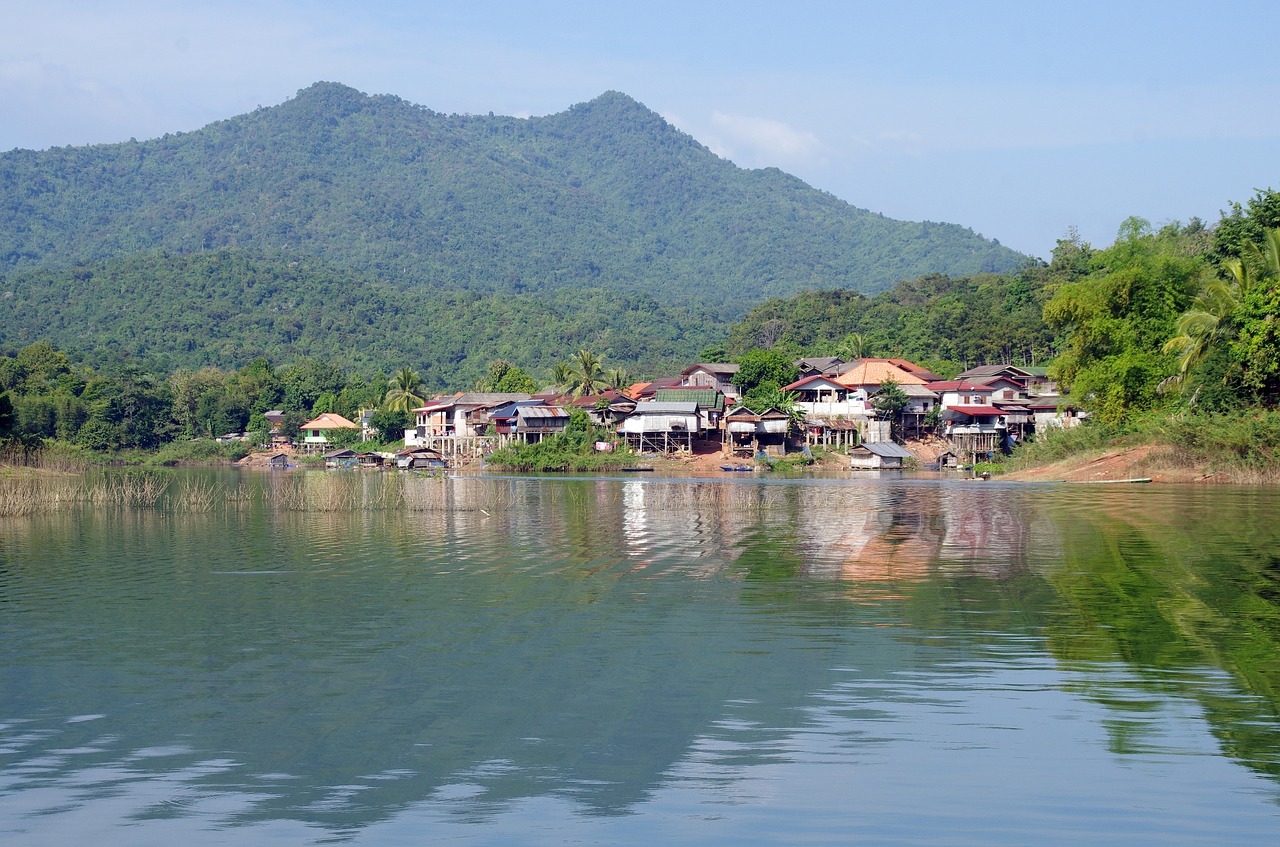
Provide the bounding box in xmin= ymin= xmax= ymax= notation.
xmin=706 ymin=111 xmax=824 ymax=168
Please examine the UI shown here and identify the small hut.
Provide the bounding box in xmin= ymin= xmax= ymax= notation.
xmin=395 ymin=447 xmax=448 ymax=470
xmin=849 ymin=441 xmax=913 ymax=470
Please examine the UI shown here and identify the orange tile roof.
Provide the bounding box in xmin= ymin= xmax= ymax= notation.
xmin=833 ymin=361 xmax=928 ymax=388
xmin=299 ymin=412 xmax=359 ymax=430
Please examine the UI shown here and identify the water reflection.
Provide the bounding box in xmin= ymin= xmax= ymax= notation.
xmin=1 ymin=475 xmax=1278 ymax=844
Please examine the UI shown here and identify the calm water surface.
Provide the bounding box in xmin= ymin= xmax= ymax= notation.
xmin=2 ymin=472 xmax=1279 ymax=845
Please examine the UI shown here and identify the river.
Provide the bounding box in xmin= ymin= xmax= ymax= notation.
xmin=1 ymin=471 xmax=1278 ymax=845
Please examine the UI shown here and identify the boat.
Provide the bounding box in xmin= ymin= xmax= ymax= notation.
xmin=620 ymin=467 xmax=654 ymax=472
xmin=720 ymin=464 xmax=752 ymax=472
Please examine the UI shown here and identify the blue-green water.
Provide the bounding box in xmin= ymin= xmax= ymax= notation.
xmin=2 ymin=472 xmax=1279 ymax=845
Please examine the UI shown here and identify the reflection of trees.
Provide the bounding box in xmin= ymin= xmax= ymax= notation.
xmin=6 ymin=475 xmax=1280 ymax=837
xmin=1038 ymin=488 xmax=1280 ymax=781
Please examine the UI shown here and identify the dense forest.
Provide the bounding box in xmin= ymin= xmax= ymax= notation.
xmin=0 ymin=77 xmax=1275 ymax=463
xmin=0 ymin=82 xmax=1023 ymax=318
xmin=0 ymin=249 xmax=714 ymax=388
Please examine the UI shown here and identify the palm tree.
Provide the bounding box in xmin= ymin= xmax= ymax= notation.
xmin=568 ymin=349 xmax=607 ymax=397
xmin=604 ymin=367 xmax=629 ymax=391
xmin=1163 ymin=225 xmax=1280 ymax=394
xmin=383 ymin=367 xmax=426 ymax=413
xmin=549 ymin=361 xmax=575 ymax=393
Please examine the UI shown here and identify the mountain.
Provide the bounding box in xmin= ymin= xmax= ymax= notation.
xmin=0 ymin=82 xmax=1024 ymax=320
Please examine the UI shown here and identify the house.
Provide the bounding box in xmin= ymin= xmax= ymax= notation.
xmin=395 ymin=447 xmax=448 ymax=470
xmin=1027 ymin=398 xmax=1086 ymax=431
xmin=267 ymin=452 xmax=291 ymax=469
xmin=722 ymin=405 xmax=791 ymax=457
xmin=680 ymin=363 xmax=741 ymax=401
xmin=794 ymin=356 xmax=845 ymax=378
xmin=486 ymin=399 xmax=546 ymax=436
xmin=926 ymin=380 xmax=998 ymax=409
xmin=942 ymin=404 xmax=1007 ymax=461
xmin=654 ymin=388 xmax=725 ymax=434
xmin=849 ymin=441 xmax=914 ymax=470
xmin=834 ymin=360 xmax=930 ymax=392
xmin=886 ymin=383 xmax=940 ymax=439
xmin=299 ymin=413 xmax=360 ymax=452
xmin=514 ymin=405 xmax=570 ymax=442
xmin=323 ymin=447 xmax=361 ymax=469
xmin=783 ymin=375 xmax=866 ymax=418
xmin=618 ymin=401 xmax=701 ymax=453
xmin=406 ymin=392 xmax=531 ymax=445
xmin=956 ymin=364 xmax=1056 ymax=396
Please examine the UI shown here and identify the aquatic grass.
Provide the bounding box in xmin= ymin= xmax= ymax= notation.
xmin=173 ymin=477 xmax=224 ymax=512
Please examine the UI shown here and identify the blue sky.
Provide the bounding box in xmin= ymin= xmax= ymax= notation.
xmin=2 ymin=1 xmax=1276 ymax=259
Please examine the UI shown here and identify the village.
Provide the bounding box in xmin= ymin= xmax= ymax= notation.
xmin=256 ymin=356 xmax=1083 ymax=473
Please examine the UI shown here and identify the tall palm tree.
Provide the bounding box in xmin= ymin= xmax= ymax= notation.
xmin=383 ymin=367 xmax=426 ymax=413
xmin=568 ymin=349 xmax=607 ymax=397
xmin=550 ymin=362 xmax=575 ymax=393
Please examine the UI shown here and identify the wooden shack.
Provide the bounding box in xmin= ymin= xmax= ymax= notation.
xmin=850 ymin=441 xmax=914 ymax=470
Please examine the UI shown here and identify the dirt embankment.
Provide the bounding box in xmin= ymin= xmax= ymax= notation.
xmin=1000 ymin=444 xmax=1228 ymax=484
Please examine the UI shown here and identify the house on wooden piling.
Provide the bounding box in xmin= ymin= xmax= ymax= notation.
xmin=722 ymin=405 xmax=791 ymax=457
xmin=515 ymin=405 xmax=570 ymax=442
xmin=618 ymin=401 xmax=701 ymax=454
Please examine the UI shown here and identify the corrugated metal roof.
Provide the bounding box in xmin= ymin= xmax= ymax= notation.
xmin=633 ymin=401 xmax=699 ymax=414
xmin=518 ymin=405 xmax=569 ymax=419
xmin=856 ymin=442 xmax=914 ymax=458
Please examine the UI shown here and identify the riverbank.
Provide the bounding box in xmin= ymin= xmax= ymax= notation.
xmin=998 ymin=444 xmax=1230 ymax=484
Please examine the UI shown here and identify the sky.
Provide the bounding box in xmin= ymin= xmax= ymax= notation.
xmin=2 ymin=1 xmax=1276 ymax=259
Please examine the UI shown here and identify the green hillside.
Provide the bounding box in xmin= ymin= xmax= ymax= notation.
xmin=0 ymin=82 xmax=1024 ymax=319
xmin=0 ymin=250 xmax=714 ymax=389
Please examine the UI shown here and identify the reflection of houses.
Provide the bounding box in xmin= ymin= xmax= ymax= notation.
xmin=849 ymin=441 xmax=913 ymax=470
xmin=722 ymin=405 xmax=790 ymax=457
xmin=299 ymin=413 xmax=360 ymax=452
xmin=619 ymin=401 xmax=701 ymax=453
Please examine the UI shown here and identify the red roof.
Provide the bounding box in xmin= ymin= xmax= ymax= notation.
xmin=948 ymin=405 xmax=1004 ymax=416
xmin=783 ymin=374 xmax=846 ymax=391
xmin=927 ymin=381 xmax=993 ymax=392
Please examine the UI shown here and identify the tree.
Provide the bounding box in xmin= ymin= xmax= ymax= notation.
xmin=370 ymin=407 xmax=411 ymax=444
xmin=733 ymin=349 xmax=799 ymax=395
xmin=604 ymin=367 xmax=629 ymax=390
xmin=568 ymin=349 xmax=607 ymax=396
xmin=0 ymin=392 xmax=14 ymax=439
xmin=871 ymin=378 xmax=909 ymax=441
xmin=1043 ymin=219 xmax=1206 ymax=423
xmin=478 ymin=359 xmax=537 ymax=393
xmin=383 ymin=367 xmax=426 ymax=413
xmin=549 ymin=362 xmax=574 ymax=393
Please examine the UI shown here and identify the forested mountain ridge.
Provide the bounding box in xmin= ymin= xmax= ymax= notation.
xmin=0 ymin=82 xmax=1024 ymax=315
xmin=0 ymin=249 xmax=716 ymax=390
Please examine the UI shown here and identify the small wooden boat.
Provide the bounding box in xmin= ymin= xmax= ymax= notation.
xmin=720 ymin=464 xmax=752 ymax=472
xmin=620 ymin=467 xmax=654 ymax=472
